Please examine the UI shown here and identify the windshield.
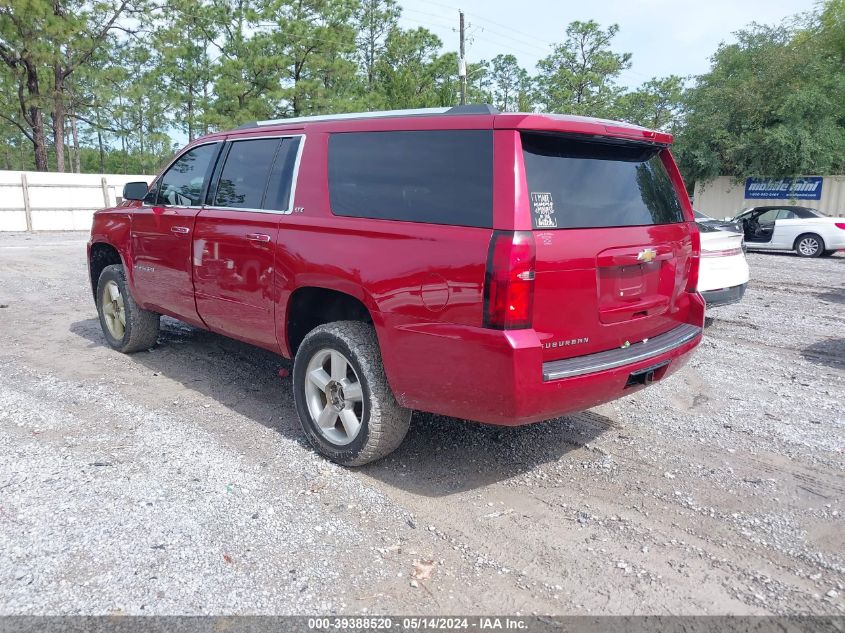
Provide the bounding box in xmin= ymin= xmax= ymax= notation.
xmin=693 ymin=210 xmax=713 ymax=220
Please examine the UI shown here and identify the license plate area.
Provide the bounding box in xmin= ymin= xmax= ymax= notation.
xmin=596 ymin=244 xmax=675 ymax=324
xmin=625 ymin=360 xmax=670 ymax=388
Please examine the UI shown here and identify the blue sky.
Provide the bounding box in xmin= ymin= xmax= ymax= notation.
xmin=399 ymin=0 xmax=816 ymax=88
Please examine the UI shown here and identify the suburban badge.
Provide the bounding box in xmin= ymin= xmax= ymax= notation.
xmin=544 ymin=337 xmax=589 ymax=349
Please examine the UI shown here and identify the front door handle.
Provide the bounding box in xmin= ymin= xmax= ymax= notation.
xmin=246 ymin=233 xmax=271 ymax=243
xmin=171 ymin=226 xmax=190 ymax=234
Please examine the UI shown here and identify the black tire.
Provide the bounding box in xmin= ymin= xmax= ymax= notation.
xmin=794 ymin=233 xmax=824 ymax=258
xmin=292 ymin=321 xmax=411 ymax=466
xmin=96 ymin=264 xmax=160 ymax=353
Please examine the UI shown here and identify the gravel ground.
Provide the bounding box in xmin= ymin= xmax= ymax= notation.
xmin=0 ymin=231 xmax=842 ymax=616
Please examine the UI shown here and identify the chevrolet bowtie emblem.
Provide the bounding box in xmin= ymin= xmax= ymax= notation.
xmin=637 ymin=248 xmax=657 ymax=263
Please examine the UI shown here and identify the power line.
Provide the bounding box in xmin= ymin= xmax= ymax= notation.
xmin=411 ymin=0 xmax=555 ymax=51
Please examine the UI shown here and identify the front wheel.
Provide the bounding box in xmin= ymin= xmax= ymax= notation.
xmin=795 ymin=234 xmax=824 ymax=258
xmin=96 ymin=264 xmax=160 ymax=353
xmin=292 ymin=321 xmax=411 ymax=466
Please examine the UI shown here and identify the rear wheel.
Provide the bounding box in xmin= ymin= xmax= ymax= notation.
xmin=293 ymin=321 xmax=411 ymax=466
xmin=795 ymin=234 xmax=824 ymax=258
xmin=96 ymin=264 xmax=160 ymax=353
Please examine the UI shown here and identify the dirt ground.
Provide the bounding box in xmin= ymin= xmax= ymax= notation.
xmin=0 ymin=231 xmax=842 ymax=616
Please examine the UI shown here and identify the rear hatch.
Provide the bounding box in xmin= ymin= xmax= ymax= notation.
xmin=519 ymin=131 xmax=697 ymax=362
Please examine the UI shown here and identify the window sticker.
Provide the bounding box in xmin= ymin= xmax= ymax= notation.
xmin=531 ymin=192 xmax=557 ymax=228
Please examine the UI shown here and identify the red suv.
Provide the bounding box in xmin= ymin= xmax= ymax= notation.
xmin=88 ymin=105 xmax=704 ymax=465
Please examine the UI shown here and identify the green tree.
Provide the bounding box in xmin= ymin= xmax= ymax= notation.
xmin=617 ymin=75 xmax=685 ymax=131
xmin=0 ymin=0 xmax=134 ymax=171
xmin=209 ymin=0 xmax=283 ymax=127
xmin=535 ymin=20 xmax=631 ymax=117
xmin=374 ymin=26 xmax=446 ymax=108
xmin=0 ymin=0 xmax=55 ymax=170
xmin=819 ymin=0 xmax=845 ymax=61
xmin=489 ymin=54 xmax=531 ymax=112
xmin=262 ymin=0 xmax=360 ymax=118
xmin=674 ymin=16 xmax=845 ymax=184
xmin=354 ymin=0 xmax=399 ymax=92
xmin=154 ymin=0 xmax=218 ymax=141
xmin=49 ymin=0 xmax=134 ymax=172
xmin=465 ymin=59 xmax=493 ymax=106
xmin=107 ymin=39 xmax=172 ymax=173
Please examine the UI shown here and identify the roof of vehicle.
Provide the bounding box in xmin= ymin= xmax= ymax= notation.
xmin=198 ymin=104 xmax=672 ymax=146
xmin=739 ymin=205 xmax=822 ymax=219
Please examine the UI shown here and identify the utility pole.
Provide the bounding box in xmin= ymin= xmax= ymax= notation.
xmin=459 ymin=10 xmax=466 ymax=105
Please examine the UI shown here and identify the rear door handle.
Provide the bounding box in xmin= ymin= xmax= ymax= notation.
xmin=246 ymin=233 xmax=271 ymax=243
xmin=171 ymin=226 xmax=190 ymax=234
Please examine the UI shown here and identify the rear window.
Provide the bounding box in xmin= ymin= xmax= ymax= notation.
xmin=521 ymin=132 xmax=684 ymax=229
xmin=328 ymin=130 xmax=493 ymax=228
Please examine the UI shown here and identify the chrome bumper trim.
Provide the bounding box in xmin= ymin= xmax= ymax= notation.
xmin=542 ymin=323 xmax=702 ymax=381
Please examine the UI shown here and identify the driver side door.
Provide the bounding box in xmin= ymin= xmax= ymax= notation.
xmin=769 ymin=209 xmax=798 ymax=248
xmin=745 ymin=209 xmax=779 ymax=243
xmin=130 ymin=142 xmax=221 ymax=326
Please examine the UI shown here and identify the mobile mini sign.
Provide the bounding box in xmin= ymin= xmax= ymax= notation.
xmin=744 ymin=177 xmax=823 ymax=200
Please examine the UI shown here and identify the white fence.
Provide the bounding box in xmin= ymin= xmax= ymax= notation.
xmin=6 ymin=170 xmax=843 ymax=232
xmin=0 ymin=170 xmax=153 ymax=232
xmin=693 ymin=175 xmax=845 ymax=219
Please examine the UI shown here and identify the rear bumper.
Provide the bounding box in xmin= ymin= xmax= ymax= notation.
xmin=542 ymin=323 xmax=701 ymax=380
xmin=702 ymin=283 xmax=746 ymax=307
xmin=825 ymin=235 xmax=845 ymax=250
xmin=377 ymin=294 xmax=705 ymax=426
xmin=697 ymin=253 xmax=749 ymax=293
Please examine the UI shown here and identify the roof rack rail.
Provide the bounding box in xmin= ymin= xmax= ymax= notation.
xmin=237 ymin=104 xmax=499 ymax=129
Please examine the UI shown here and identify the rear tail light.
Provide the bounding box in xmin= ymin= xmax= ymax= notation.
xmin=835 ymin=223 xmax=845 ymax=230
xmin=685 ymin=226 xmax=701 ymax=293
xmin=483 ymin=230 xmax=536 ymax=329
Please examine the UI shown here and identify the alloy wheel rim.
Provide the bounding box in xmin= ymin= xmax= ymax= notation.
xmin=304 ymin=348 xmax=365 ymax=446
xmin=798 ymin=238 xmax=819 ymax=256
xmin=101 ymin=280 xmax=126 ymax=340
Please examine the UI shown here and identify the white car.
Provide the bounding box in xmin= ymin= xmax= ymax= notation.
xmin=730 ymin=205 xmax=845 ymax=257
xmin=697 ymin=225 xmax=749 ymax=307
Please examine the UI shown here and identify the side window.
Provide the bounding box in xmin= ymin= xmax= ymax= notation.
xmin=328 ymin=130 xmax=494 ymax=228
xmin=264 ymin=138 xmax=301 ymax=211
xmin=756 ymin=209 xmax=779 ymax=224
xmin=776 ymin=209 xmax=796 ymax=220
xmin=156 ymin=144 xmax=218 ymax=207
xmin=213 ymin=138 xmax=281 ymax=209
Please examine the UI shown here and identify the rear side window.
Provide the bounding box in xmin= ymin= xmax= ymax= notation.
xmin=521 ymin=132 xmax=684 ymax=229
xmin=328 ymin=130 xmax=493 ymax=228
xmin=264 ymin=137 xmax=301 ymax=211
xmin=210 ymin=137 xmax=301 ymax=211
xmin=213 ymin=138 xmax=280 ymax=209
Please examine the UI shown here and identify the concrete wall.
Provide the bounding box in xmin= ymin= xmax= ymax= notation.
xmin=693 ymin=175 xmax=845 ymax=220
xmin=0 ymin=171 xmax=153 ymax=231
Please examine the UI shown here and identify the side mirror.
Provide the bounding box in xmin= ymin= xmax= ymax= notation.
xmin=122 ymin=181 xmax=149 ymax=201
